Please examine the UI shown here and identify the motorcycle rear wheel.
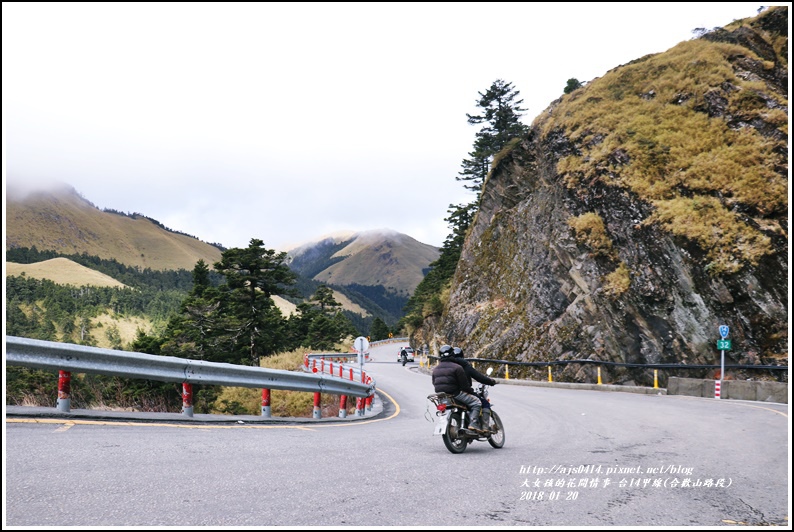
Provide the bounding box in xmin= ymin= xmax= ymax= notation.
xmin=487 ymin=411 xmax=505 ymax=448
xmin=442 ymin=411 xmax=468 ymax=454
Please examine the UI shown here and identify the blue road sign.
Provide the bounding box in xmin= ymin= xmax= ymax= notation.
xmin=719 ymin=325 xmax=729 ymax=339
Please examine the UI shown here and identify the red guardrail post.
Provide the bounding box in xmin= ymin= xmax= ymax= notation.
xmin=261 ymin=388 xmax=271 ymax=418
xmin=365 ymin=376 xmax=373 ymax=412
xmin=338 ymin=395 xmax=348 ymax=418
xmin=182 ymin=382 xmax=194 ymax=417
xmin=57 ymin=370 xmax=71 ymax=413
xmin=313 ymin=392 xmax=322 ymax=419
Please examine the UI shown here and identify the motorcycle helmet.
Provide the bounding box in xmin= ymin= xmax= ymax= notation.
xmin=453 ymin=347 xmax=464 ymax=358
xmin=439 ymin=344 xmax=453 ymax=357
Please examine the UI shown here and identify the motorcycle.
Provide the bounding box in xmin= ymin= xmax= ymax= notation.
xmin=401 ymin=353 xmax=408 ymax=366
xmin=426 ymin=367 xmax=505 ymax=454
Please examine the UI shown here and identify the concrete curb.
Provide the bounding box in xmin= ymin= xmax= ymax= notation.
xmin=414 ymin=365 xmax=788 ymax=403
xmin=412 ymin=365 xmax=666 ymax=395
xmin=5 ymin=391 xmax=386 ymax=424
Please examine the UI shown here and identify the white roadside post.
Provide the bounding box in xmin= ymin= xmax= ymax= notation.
xmin=716 ymin=325 xmax=731 ymax=399
xmin=353 ymin=336 xmax=370 ymax=416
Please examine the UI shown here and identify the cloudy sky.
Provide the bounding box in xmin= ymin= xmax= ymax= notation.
xmin=3 ymin=2 xmax=770 ymax=251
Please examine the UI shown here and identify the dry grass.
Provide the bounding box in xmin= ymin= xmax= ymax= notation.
xmin=643 ymin=196 xmax=771 ymax=274
xmin=6 ymin=185 xmax=222 ymax=271
xmin=91 ymin=313 xmax=153 ymax=348
xmin=567 ymin=213 xmax=616 ymax=259
xmin=309 ymin=231 xmax=441 ymax=298
xmin=536 ymin=15 xmax=787 ymax=276
xmin=7 ymin=258 xmax=128 ymax=288
xmin=603 ymin=262 xmax=631 ymax=298
xmin=210 ymin=344 xmax=362 ymax=417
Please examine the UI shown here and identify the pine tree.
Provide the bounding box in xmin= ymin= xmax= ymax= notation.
xmin=564 ymin=78 xmax=582 ymax=94
xmin=402 ymin=80 xmax=528 ymax=331
xmin=311 ymin=285 xmax=342 ymax=313
xmin=213 ymin=238 xmax=298 ymax=364
xmin=457 ymin=79 xmax=530 ymax=195
xmin=191 ymin=259 xmax=212 ymax=297
xmin=369 ymin=317 xmax=390 ymax=341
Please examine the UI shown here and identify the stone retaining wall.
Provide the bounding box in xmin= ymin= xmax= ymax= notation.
xmin=667 ymin=377 xmax=788 ymax=404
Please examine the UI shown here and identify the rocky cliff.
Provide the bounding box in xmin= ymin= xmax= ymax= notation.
xmin=414 ymin=7 xmax=788 ymax=386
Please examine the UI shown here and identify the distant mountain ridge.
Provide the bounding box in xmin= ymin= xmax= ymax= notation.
xmin=6 ymin=183 xmax=223 ymax=271
xmin=5 ymin=183 xmax=440 ymax=327
xmin=286 ymin=229 xmax=440 ymax=325
xmin=286 ymin=229 xmax=440 ymax=297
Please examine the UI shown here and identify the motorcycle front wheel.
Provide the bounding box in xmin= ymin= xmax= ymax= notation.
xmin=487 ymin=411 xmax=505 ymax=449
xmin=442 ymin=411 xmax=468 ymax=454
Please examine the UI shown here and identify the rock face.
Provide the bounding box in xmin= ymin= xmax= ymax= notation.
xmin=414 ymin=7 xmax=788 ymax=386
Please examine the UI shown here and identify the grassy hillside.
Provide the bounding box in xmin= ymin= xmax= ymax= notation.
xmin=7 ymin=258 xmax=129 ymax=288
xmin=6 ymin=184 xmax=223 ymax=271
xmin=288 ymin=230 xmax=440 ymax=297
xmin=537 ymin=9 xmax=787 ymax=276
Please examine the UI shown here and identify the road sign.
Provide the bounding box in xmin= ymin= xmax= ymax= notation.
xmin=717 ymin=339 xmax=732 ymax=350
xmin=353 ymin=336 xmax=369 ymax=353
xmin=719 ymin=325 xmax=729 ymax=339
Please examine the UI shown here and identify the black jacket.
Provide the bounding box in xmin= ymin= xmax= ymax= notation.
xmin=432 ymin=358 xmax=472 ymax=394
xmin=453 ymin=356 xmax=496 ymax=387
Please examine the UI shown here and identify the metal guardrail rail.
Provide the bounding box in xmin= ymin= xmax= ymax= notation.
xmin=6 ymin=336 xmax=375 ymax=398
xmin=429 ymin=356 xmax=788 ymax=372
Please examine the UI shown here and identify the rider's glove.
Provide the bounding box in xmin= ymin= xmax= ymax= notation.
xmin=489 ymin=378 xmax=497 ymax=386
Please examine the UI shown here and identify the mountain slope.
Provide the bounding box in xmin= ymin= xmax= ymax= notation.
xmin=7 ymin=258 xmax=128 ymax=288
xmin=288 ymin=229 xmax=440 ymax=297
xmin=286 ymin=229 xmax=440 ymax=324
xmin=5 ymin=185 xmax=437 ymax=327
xmin=6 ymin=183 xmax=223 ymax=271
xmin=413 ymin=6 xmax=788 ymax=385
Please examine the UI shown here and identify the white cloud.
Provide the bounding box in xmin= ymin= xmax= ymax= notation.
xmin=2 ymin=2 xmax=768 ymax=250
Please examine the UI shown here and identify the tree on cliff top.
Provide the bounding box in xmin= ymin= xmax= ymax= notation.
xmin=402 ymin=80 xmax=529 ymax=331
xmin=457 ymin=79 xmax=530 ymax=194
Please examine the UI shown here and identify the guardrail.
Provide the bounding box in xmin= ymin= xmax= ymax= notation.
xmin=422 ymin=355 xmax=787 ymax=388
xmin=302 ymin=352 xmax=375 ymax=418
xmin=6 ymin=336 xmax=376 ymax=418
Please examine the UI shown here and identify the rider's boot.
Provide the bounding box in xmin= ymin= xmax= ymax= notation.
xmin=467 ymin=409 xmax=482 ymax=432
xmin=481 ymin=409 xmax=491 ymax=432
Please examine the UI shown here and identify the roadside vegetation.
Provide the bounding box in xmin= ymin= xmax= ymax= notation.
xmin=401 ymin=79 xmax=530 ymax=331
xmin=6 ymin=346 xmax=357 ymax=417
xmin=546 ymin=34 xmax=786 ymax=275
xmin=6 ymin=240 xmax=373 ymax=417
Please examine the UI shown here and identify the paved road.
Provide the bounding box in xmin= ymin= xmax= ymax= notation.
xmin=4 ymin=343 xmax=790 ymax=527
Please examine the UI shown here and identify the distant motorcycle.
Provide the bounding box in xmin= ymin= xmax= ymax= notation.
xmin=426 ymin=368 xmax=505 ymax=454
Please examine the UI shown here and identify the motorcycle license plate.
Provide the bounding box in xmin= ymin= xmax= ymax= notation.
xmin=433 ymin=414 xmax=449 ymax=435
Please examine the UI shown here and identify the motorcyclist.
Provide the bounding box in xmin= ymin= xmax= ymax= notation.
xmin=452 ymin=346 xmax=496 ymax=432
xmin=400 ymin=347 xmax=408 ymax=365
xmin=431 ymin=344 xmax=483 ymax=432
xmin=452 ymin=347 xmax=496 ymax=387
